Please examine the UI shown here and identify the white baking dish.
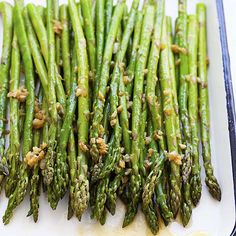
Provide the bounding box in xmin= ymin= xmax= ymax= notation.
xmin=0 ymin=0 xmax=235 ymax=235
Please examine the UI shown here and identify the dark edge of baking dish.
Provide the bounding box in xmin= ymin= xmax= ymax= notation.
xmin=215 ymin=0 xmax=236 ymax=235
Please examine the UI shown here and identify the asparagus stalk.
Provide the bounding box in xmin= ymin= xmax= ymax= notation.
xmin=3 ymin=0 xmax=35 ymax=224
xmin=67 ymin=131 xmax=77 ymax=220
xmin=143 ymin=0 xmax=165 ymax=211
xmin=27 ymin=90 xmax=43 ymax=222
xmin=41 ymin=0 xmax=58 ymax=186
xmin=119 ymin=72 xmax=131 ymax=154
xmin=176 ymin=0 xmax=193 ymax=223
xmin=197 ymin=4 xmax=221 ymax=201
xmin=154 ymin=80 xmax=173 ymax=224
xmin=60 ymin=4 xmax=71 ymax=94
xmin=90 ymin=1 xmax=125 ymax=163
xmin=174 ymin=17 xmax=180 ymax=92
xmin=54 ymin=0 xmax=61 ymax=73
xmin=94 ymin=0 xmax=105 ymax=98
xmin=123 ymin=5 xmax=155 ymax=227
xmin=92 ymin=0 xmax=96 ymax=28
xmin=29 ymin=92 xmax=47 ymax=222
xmin=5 ymin=30 xmax=20 ymax=198
xmin=187 ymin=15 xmax=202 ymax=206
xmin=105 ymin=0 xmax=113 ymax=35
xmin=37 ymin=5 xmax=45 ymax=25
xmin=125 ymin=11 xmax=143 ymax=96
xmin=67 ymin=48 xmax=78 ymax=220
xmin=81 ymin=0 xmax=96 ymax=79
xmin=140 ymin=103 xmax=159 ymax=234
xmin=159 ymin=16 xmax=181 ymax=218
xmin=53 ymin=50 xmax=77 ymax=201
xmin=69 ymin=0 xmax=90 ymax=219
xmin=0 ymin=2 xmax=13 ymax=184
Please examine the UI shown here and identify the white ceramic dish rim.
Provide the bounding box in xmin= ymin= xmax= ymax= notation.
xmin=216 ymin=0 xmax=236 ymax=235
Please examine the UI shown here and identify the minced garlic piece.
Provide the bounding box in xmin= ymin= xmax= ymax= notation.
xmin=25 ymin=143 xmax=47 ymax=168
xmin=167 ymin=151 xmax=182 ymax=165
xmin=7 ymin=87 xmax=29 ymax=102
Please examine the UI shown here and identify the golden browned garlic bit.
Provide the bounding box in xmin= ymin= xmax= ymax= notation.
xmin=167 ymin=151 xmax=182 ymax=165
xmin=96 ymin=137 xmax=108 ymax=155
xmin=33 ymin=100 xmax=46 ymax=129
xmin=53 ymin=20 xmax=63 ymax=35
xmin=76 ymin=87 xmax=88 ymax=97
xmin=7 ymin=87 xmax=29 ymax=102
xmin=79 ymin=141 xmax=89 ymax=152
xmin=171 ymin=44 xmax=188 ymax=55
xmin=25 ymin=143 xmax=47 ymax=168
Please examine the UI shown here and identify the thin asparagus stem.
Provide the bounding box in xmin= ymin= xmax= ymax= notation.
xmin=42 ymin=0 xmax=58 ymax=186
xmin=69 ymin=0 xmax=90 ymax=219
xmin=60 ymin=4 xmax=71 ymax=94
xmin=187 ymin=14 xmax=202 ymax=207
xmin=159 ymin=16 xmax=181 ymax=218
xmin=197 ymin=3 xmax=221 ymax=201
xmin=94 ymin=0 xmax=105 ymax=99
xmin=5 ymin=29 xmax=20 ymax=198
xmin=0 ymin=2 xmax=13 ymax=184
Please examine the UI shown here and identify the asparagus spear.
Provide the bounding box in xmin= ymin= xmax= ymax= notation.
xmin=41 ymin=0 xmax=58 ymax=186
xmin=174 ymin=17 xmax=180 ymax=92
xmin=53 ymin=51 xmax=77 ymax=201
xmin=154 ymin=80 xmax=173 ymax=224
xmin=105 ymin=0 xmax=113 ymax=35
xmin=37 ymin=5 xmax=45 ymax=24
xmin=94 ymin=0 xmax=105 ymax=98
xmin=176 ymin=0 xmax=192 ymax=223
xmin=5 ymin=30 xmax=20 ymax=198
xmin=67 ymin=131 xmax=77 ymax=220
xmin=187 ymin=15 xmax=202 ymax=206
xmin=81 ymin=0 xmax=96 ymax=79
xmin=67 ymin=48 xmax=78 ymax=220
xmin=143 ymin=0 xmax=165 ymax=211
xmin=27 ymin=91 xmax=43 ymax=222
xmin=90 ymin=1 xmax=125 ymax=163
xmin=140 ymin=103 xmax=159 ymax=234
xmin=60 ymin=4 xmax=71 ymax=94
xmin=123 ymin=5 xmax=155 ymax=227
xmin=3 ymin=0 xmax=35 ymax=224
xmin=54 ymin=0 xmax=61 ymax=73
xmin=197 ymin=3 xmax=221 ymax=201
xmin=69 ymin=0 xmax=90 ymax=219
xmin=119 ymin=72 xmax=131 ymax=154
xmin=0 ymin=2 xmax=13 ymax=184
xmin=125 ymin=11 xmax=143 ymax=96
xmin=166 ymin=16 xmax=191 ymax=225
xmin=159 ymin=16 xmax=181 ymax=218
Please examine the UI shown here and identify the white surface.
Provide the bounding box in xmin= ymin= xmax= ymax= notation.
xmin=0 ymin=0 xmax=235 ymax=236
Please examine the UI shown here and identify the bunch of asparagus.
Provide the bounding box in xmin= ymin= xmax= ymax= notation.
xmin=0 ymin=0 xmax=221 ymax=234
